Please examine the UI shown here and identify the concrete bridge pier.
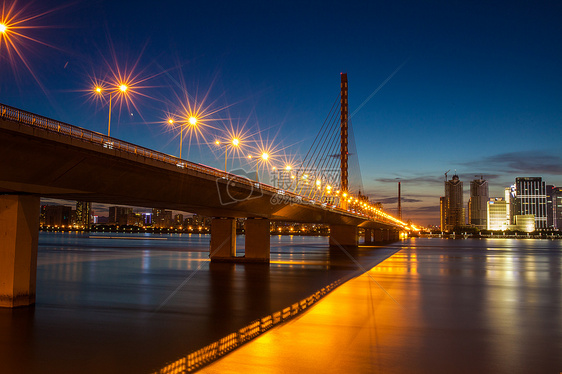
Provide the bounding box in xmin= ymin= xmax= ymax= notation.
xmin=329 ymin=224 xmax=358 ymax=249
xmin=210 ymin=217 xmax=271 ymax=263
xmin=209 ymin=217 xmax=236 ymax=262
xmin=384 ymin=229 xmax=390 ymax=242
xmin=364 ymin=228 xmax=373 ymax=245
xmin=0 ymin=195 xmax=40 ymax=308
xmin=374 ymin=229 xmax=384 ymax=243
xmin=244 ymin=218 xmax=270 ymax=263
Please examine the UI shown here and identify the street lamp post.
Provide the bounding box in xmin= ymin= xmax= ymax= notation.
xmin=215 ymin=138 xmax=240 ymax=172
xmin=248 ymin=152 xmax=270 ymax=182
xmin=94 ymin=84 xmax=128 ymax=137
xmin=169 ymin=116 xmax=197 ymax=159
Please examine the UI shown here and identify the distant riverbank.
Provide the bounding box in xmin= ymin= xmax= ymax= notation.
xmin=422 ymin=233 xmax=562 ymax=239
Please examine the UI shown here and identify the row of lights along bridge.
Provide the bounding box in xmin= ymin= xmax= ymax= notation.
xmin=88 ymin=84 xmax=407 ymax=226
xmin=0 ymin=18 xmax=407 ymax=228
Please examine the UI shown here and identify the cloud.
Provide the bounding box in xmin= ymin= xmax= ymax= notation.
xmin=382 ymin=204 xmax=441 ymax=226
xmin=374 ymin=175 xmax=442 ymax=185
xmin=456 ymin=173 xmax=501 ymax=181
xmin=406 ymin=205 xmax=441 ymax=213
xmin=374 ymin=197 xmax=423 ymax=204
xmin=465 ymin=151 xmax=562 ymax=176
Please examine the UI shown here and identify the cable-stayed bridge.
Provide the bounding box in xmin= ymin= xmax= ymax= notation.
xmin=0 ymin=75 xmax=406 ymax=307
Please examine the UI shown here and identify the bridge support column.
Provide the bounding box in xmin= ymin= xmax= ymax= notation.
xmin=244 ymin=218 xmax=270 ymax=263
xmin=384 ymin=229 xmax=390 ymax=241
xmin=374 ymin=229 xmax=384 ymax=243
xmin=329 ymin=224 xmax=358 ymax=249
xmin=364 ymin=228 xmax=373 ymax=245
xmin=0 ymin=195 xmax=40 ymax=308
xmin=210 ymin=218 xmax=236 ymax=262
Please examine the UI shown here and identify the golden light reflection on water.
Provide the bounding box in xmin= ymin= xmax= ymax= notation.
xmin=370 ymin=251 xmax=418 ymax=275
xmin=201 ymin=248 xmax=419 ymax=374
xmin=270 ymin=260 xmax=329 ymax=268
xmin=202 ymin=240 xmax=562 ymax=374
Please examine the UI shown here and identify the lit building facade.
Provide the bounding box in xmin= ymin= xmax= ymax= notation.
xmin=505 ymin=187 xmax=513 ymax=225
xmin=487 ymin=198 xmax=536 ymax=233
xmin=440 ymin=196 xmax=446 ymax=231
xmin=469 ymin=177 xmax=489 ymax=229
xmin=487 ymin=198 xmax=509 ymax=231
xmin=513 ymin=214 xmax=535 ymax=232
xmin=126 ymin=212 xmax=144 ymax=226
xmin=551 ymin=186 xmax=562 ymax=230
xmin=443 ymin=174 xmax=464 ymax=231
xmin=514 ymin=177 xmax=547 ymax=230
xmin=75 ymin=201 xmax=91 ymax=229
xmin=152 ymin=208 xmax=173 ymax=228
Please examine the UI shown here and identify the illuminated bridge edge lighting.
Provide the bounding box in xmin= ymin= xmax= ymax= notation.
xmin=152 ymin=278 xmax=345 ymax=373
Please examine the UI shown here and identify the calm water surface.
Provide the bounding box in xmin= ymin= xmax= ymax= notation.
xmin=204 ymin=237 xmax=562 ymax=374
xmin=1 ymin=234 xmax=561 ymax=373
xmin=0 ymin=232 xmax=398 ymax=374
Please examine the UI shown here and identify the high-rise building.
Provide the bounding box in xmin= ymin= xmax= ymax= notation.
xmin=142 ymin=213 xmax=153 ymax=226
xmin=43 ymin=205 xmax=72 ymax=227
xmin=546 ymin=185 xmax=555 ymax=229
xmin=443 ymin=174 xmax=464 ymax=231
xmin=126 ymin=212 xmax=144 ymax=226
xmin=551 ymin=186 xmax=562 ymax=230
xmin=469 ymin=177 xmax=489 ymax=229
xmin=174 ymin=214 xmax=184 ymax=227
xmin=152 ymin=208 xmax=173 ymax=228
xmin=75 ymin=201 xmax=91 ymax=229
xmin=505 ymin=187 xmax=513 ymax=225
xmin=514 ymin=177 xmax=547 ymax=230
xmin=109 ymin=206 xmax=133 ymax=225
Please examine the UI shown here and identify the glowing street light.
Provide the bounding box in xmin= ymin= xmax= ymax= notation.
xmin=94 ymin=83 xmax=130 ymax=137
xmin=215 ymin=138 xmax=240 ymax=172
xmin=0 ymin=23 xmax=7 ymax=34
xmin=168 ymin=116 xmax=198 ymax=159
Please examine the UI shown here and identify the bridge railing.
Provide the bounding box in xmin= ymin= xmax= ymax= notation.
xmin=1 ymin=102 xmax=400 ymax=226
xmin=1 ymin=103 xmax=264 ymax=187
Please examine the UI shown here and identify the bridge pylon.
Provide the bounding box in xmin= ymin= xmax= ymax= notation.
xmin=340 ymin=73 xmax=349 ymax=204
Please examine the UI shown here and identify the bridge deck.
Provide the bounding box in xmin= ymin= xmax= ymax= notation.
xmin=0 ymin=103 xmax=401 ymax=229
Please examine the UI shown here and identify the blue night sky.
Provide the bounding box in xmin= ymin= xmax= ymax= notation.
xmin=1 ymin=0 xmax=561 ymax=225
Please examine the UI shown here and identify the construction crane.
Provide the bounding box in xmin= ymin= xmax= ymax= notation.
xmin=444 ymin=170 xmax=450 ymax=182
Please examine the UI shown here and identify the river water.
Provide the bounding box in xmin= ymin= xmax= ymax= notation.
xmin=204 ymin=237 xmax=562 ymax=374
xmin=0 ymin=232 xmax=398 ymax=374
xmin=1 ymin=234 xmax=561 ymax=373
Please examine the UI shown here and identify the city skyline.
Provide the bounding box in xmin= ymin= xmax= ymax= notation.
xmin=2 ymin=1 xmax=561 ymax=226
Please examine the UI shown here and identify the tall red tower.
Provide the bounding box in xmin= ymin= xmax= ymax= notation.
xmin=340 ymin=73 xmax=348 ymax=194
